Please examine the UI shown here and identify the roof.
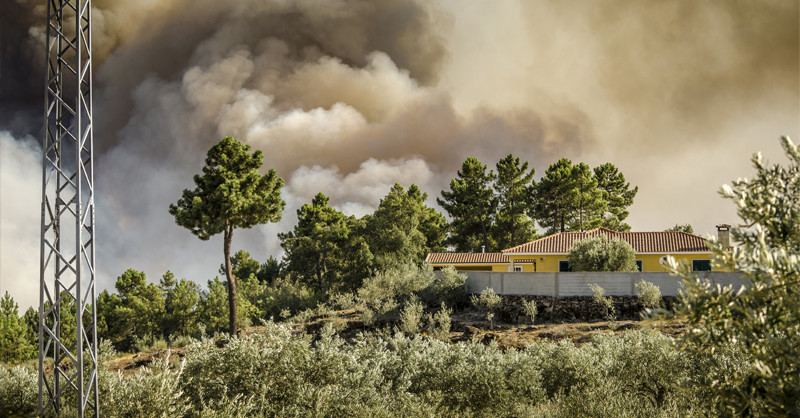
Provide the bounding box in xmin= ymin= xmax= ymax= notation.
xmin=502 ymin=227 xmax=709 ymax=254
xmin=425 ymin=253 xmax=509 ymax=264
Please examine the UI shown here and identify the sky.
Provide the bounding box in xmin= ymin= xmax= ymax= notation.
xmin=1 ymin=0 xmax=798 ymax=310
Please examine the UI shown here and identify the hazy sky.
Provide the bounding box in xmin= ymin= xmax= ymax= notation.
xmin=1 ymin=0 xmax=798 ymax=309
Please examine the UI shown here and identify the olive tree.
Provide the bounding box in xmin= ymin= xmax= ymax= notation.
xmin=568 ymin=235 xmax=638 ymax=272
xmin=169 ymin=137 xmax=284 ymax=334
xmin=667 ymin=136 xmax=799 ymax=415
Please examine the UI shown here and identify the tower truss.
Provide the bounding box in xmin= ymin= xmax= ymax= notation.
xmin=40 ymin=0 xmax=98 ymax=416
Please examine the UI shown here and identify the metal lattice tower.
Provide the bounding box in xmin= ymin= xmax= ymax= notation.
xmin=40 ymin=0 xmax=98 ymax=415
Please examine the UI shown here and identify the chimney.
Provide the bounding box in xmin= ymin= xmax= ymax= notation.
xmin=481 ymin=245 xmax=486 ymax=253
xmin=716 ymin=224 xmax=731 ymax=249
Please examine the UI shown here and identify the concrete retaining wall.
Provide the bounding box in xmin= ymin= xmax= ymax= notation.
xmin=464 ymin=271 xmax=746 ymax=296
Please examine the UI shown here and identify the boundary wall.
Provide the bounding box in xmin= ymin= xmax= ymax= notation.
xmin=463 ymin=271 xmax=746 ymax=297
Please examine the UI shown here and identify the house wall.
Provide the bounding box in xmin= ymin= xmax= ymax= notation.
xmin=507 ymin=253 xmax=718 ymax=272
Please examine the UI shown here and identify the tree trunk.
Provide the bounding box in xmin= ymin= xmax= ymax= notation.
xmin=223 ymin=225 xmax=237 ymax=335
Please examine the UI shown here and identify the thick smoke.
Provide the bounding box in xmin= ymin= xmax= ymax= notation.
xmin=1 ymin=0 xmax=797 ymax=308
xmin=0 ymin=132 xmax=41 ymax=309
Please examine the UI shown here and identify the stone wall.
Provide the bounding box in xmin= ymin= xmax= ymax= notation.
xmin=495 ymin=295 xmax=679 ymax=323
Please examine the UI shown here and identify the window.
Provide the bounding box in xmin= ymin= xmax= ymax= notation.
xmin=558 ymin=260 xmax=572 ymax=272
xmin=635 ymin=260 xmax=643 ymax=272
xmin=514 ymin=266 xmax=523 ymax=272
xmin=692 ymin=259 xmax=712 ymax=271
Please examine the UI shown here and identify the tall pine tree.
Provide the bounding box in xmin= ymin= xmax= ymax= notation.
xmin=280 ymin=193 xmax=372 ymax=292
xmin=437 ymin=157 xmax=497 ymax=252
xmin=363 ymin=184 xmax=447 ymax=270
xmin=594 ymin=163 xmax=638 ymax=231
xmin=531 ymin=158 xmax=576 ymax=235
xmin=492 ymin=154 xmax=536 ymax=249
xmin=568 ymin=162 xmax=606 ymax=231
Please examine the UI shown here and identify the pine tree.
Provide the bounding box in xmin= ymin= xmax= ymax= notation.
xmin=364 ymin=183 xmax=447 ymax=270
xmin=0 ymin=292 xmax=35 ymax=363
xmin=492 ymin=154 xmax=536 ymax=249
xmin=169 ymin=136 xmax=285 ymax=335
xmin=280 ymin=193 xmax=372 ymax=292
xmin=568 ymin=163 xmax=605 ymax=231
xmin=438 ymin=157 xmax=497 ymax=252
xmin=531 ymin=158 xmax=576 ymax=235
xmin=594 ymin=163 xmax=638 ymax=231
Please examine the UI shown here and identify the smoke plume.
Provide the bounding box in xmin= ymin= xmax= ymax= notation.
xmin=1 ymin=0 xmax=797 ymax=308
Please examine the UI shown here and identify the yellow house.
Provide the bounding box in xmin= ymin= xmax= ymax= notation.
xmin=427 ymin=225 xmax=729 ymax=273
xmin=502 ymin=227 xmax=720 ymax=272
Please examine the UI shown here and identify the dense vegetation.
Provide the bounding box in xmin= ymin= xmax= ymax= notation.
xmin=3 ymin=137 xmax=797 ymax=416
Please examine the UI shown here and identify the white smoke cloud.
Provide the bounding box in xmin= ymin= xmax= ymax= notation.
xmin=1 ymin=0 xmax=796 ymax=302
xmin=0 ymin=131 xmax=41 ymax=310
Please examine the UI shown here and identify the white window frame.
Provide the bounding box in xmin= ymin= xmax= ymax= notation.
xmin=514 ymin=266 xmax=523 ymax=272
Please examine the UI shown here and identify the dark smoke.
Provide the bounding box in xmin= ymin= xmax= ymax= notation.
xmin=1 ymin=0 xmax=797 ymax=310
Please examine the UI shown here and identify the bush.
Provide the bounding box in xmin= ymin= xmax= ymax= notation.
xmin=635 ymin=280 xmax=662 ymax=309
xmin=568 ymin=236 xmax=638 ymax=272
xmin=522 ymin=299 xmax=538 ymax=324
xmin=426 ymin=303 xmax=453 ymax=341
xmin=589 ymin=283 xmax=616 ymax=321
xmin=471 ymin=288 xmax=503 ymax=327
xmin=0 ymin=365 xmax=37 ymax=416
xmin=398 ymin=297 xmax=425 ymax=335
xmin=0 ymin=322 xmax=712 ymax=416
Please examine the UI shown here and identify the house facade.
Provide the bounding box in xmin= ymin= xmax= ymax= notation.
xmin=427 ymin=226 xmax=729 ymax=273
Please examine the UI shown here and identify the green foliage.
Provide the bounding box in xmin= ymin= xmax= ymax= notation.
xmin=635 ymin=280 xmax=662 ymax=309
xmin=589 ymin=283 xmax=616 ymax=321
xmin=426 ymin=303 xmax=453 ymax=341
xmin=531 ymin=158 xmax=578 ymax=235
xmin=364 ymin=183 xmax=447 ymax=270
xmin=522 ymin=298 xmax=538 ymax=324
xmin=0 ymin=364 xmax=37 ymax=416
xmin=568 ymin=162 xmax=606 ymax=232
xmin=667 ymin=136 xmax=800 ymax=416
xmin=532 ymin=159 xmax=637 ymax=235
xmin=170 ymin=136 xmax=285 ymax=334
xmin=100 ymin=269 xmax=166 ymax=350
xmin=493 ymin=154 xmax=537 ymax=249
xmin=665 ymin=223 xmax=694 ymax=234
xmin=471 ymin=288 xmax=502 ymax=326
xmin=358 ymin=262 xmax=435 ymax=308
xmin=280 ymin=193 xmax=373 ymax=292
xmin=1 ymin=324 xmax=713 ymax=416
xmin=0 ymin=293 xmax=35 ymax=363
xmin=568 ymin=235 xmax=638 ymax=272
xmin=398 ymin=297 xmax=424 ymax=335
xmin=594 ymin=163 xmax=638 ymax=232
xmin=199 ymin=277 xmax=229 ymax=335
xmin=164 ymin=276 xmax=200 ymax=337
xmin=169 ymin=136 xmax=285 ymax=241
xmin=438 ymin=156 xmax=497 ymax=252
xmin=260 ymin=277 xmax=318 ymax=320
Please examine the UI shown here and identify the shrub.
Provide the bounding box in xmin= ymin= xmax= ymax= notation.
xmin=358 ymin=263 xmax=434 ymax=308
xmin=426 ymin=303 xmax=452 ymax=341
xmin=522 ymin=299 xmax=538 ymax=324
xmin=569 ymin=236 xmax=638 ymax=272
xmin=471 ymin=288 xmax=503 ymax=327
xmin=399 ymin=297 xmax=424 ymax=335
xmin=589 ymin=283 xmax=616 ymax=321
xmin=0 ymin=365 xmax=37 ymax=416
xmin=635 ymin=280 xmax=662 ymax=309
xmin=101 ymin=352 xmax=190 ymax=417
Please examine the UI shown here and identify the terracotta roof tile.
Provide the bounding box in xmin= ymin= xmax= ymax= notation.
xmin=502 ymin=227 xmax=709 ymax=254
xmin=425 ymin=253 xmax=509 ymax=264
